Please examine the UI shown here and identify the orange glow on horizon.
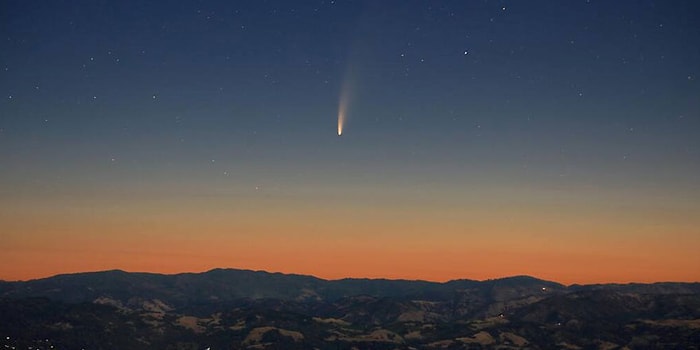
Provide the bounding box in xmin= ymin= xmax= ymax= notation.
xmin=2 ymin=186 xmax=699 ymax=284
xmin=2 ymin=211 xmax=699 ymax=284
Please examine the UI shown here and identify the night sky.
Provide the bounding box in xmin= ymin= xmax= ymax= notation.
xmin=2 ymin=1 xmax=699 ymax=283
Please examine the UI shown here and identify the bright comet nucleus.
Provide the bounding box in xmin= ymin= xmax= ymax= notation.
xmin=337 ymin=112 xmax=344 ymax=136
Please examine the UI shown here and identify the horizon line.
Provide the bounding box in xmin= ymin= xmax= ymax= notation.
xmin=2 ymin=267 xmax=698 ymax=286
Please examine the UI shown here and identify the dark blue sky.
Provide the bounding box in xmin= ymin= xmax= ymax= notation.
xmin=1 ymin=1 xmax=699 ymax=282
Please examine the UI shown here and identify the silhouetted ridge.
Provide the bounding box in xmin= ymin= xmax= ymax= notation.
xmin=1 ymin=269 xmax=567 ymax=307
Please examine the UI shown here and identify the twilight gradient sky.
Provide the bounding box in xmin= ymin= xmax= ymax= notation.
xmin=1 ymin=1 xmax=699 ymax=284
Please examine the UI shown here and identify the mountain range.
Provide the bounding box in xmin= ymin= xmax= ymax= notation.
xmin=1 ymin=269 xmax=699 ymax=349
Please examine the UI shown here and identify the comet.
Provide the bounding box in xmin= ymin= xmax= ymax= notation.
xmin=337 ymin=76 xmax=351 ymax=136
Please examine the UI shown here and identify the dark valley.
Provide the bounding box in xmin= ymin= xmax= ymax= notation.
xmin=1 ymin=269 xmax=699 ymax=349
